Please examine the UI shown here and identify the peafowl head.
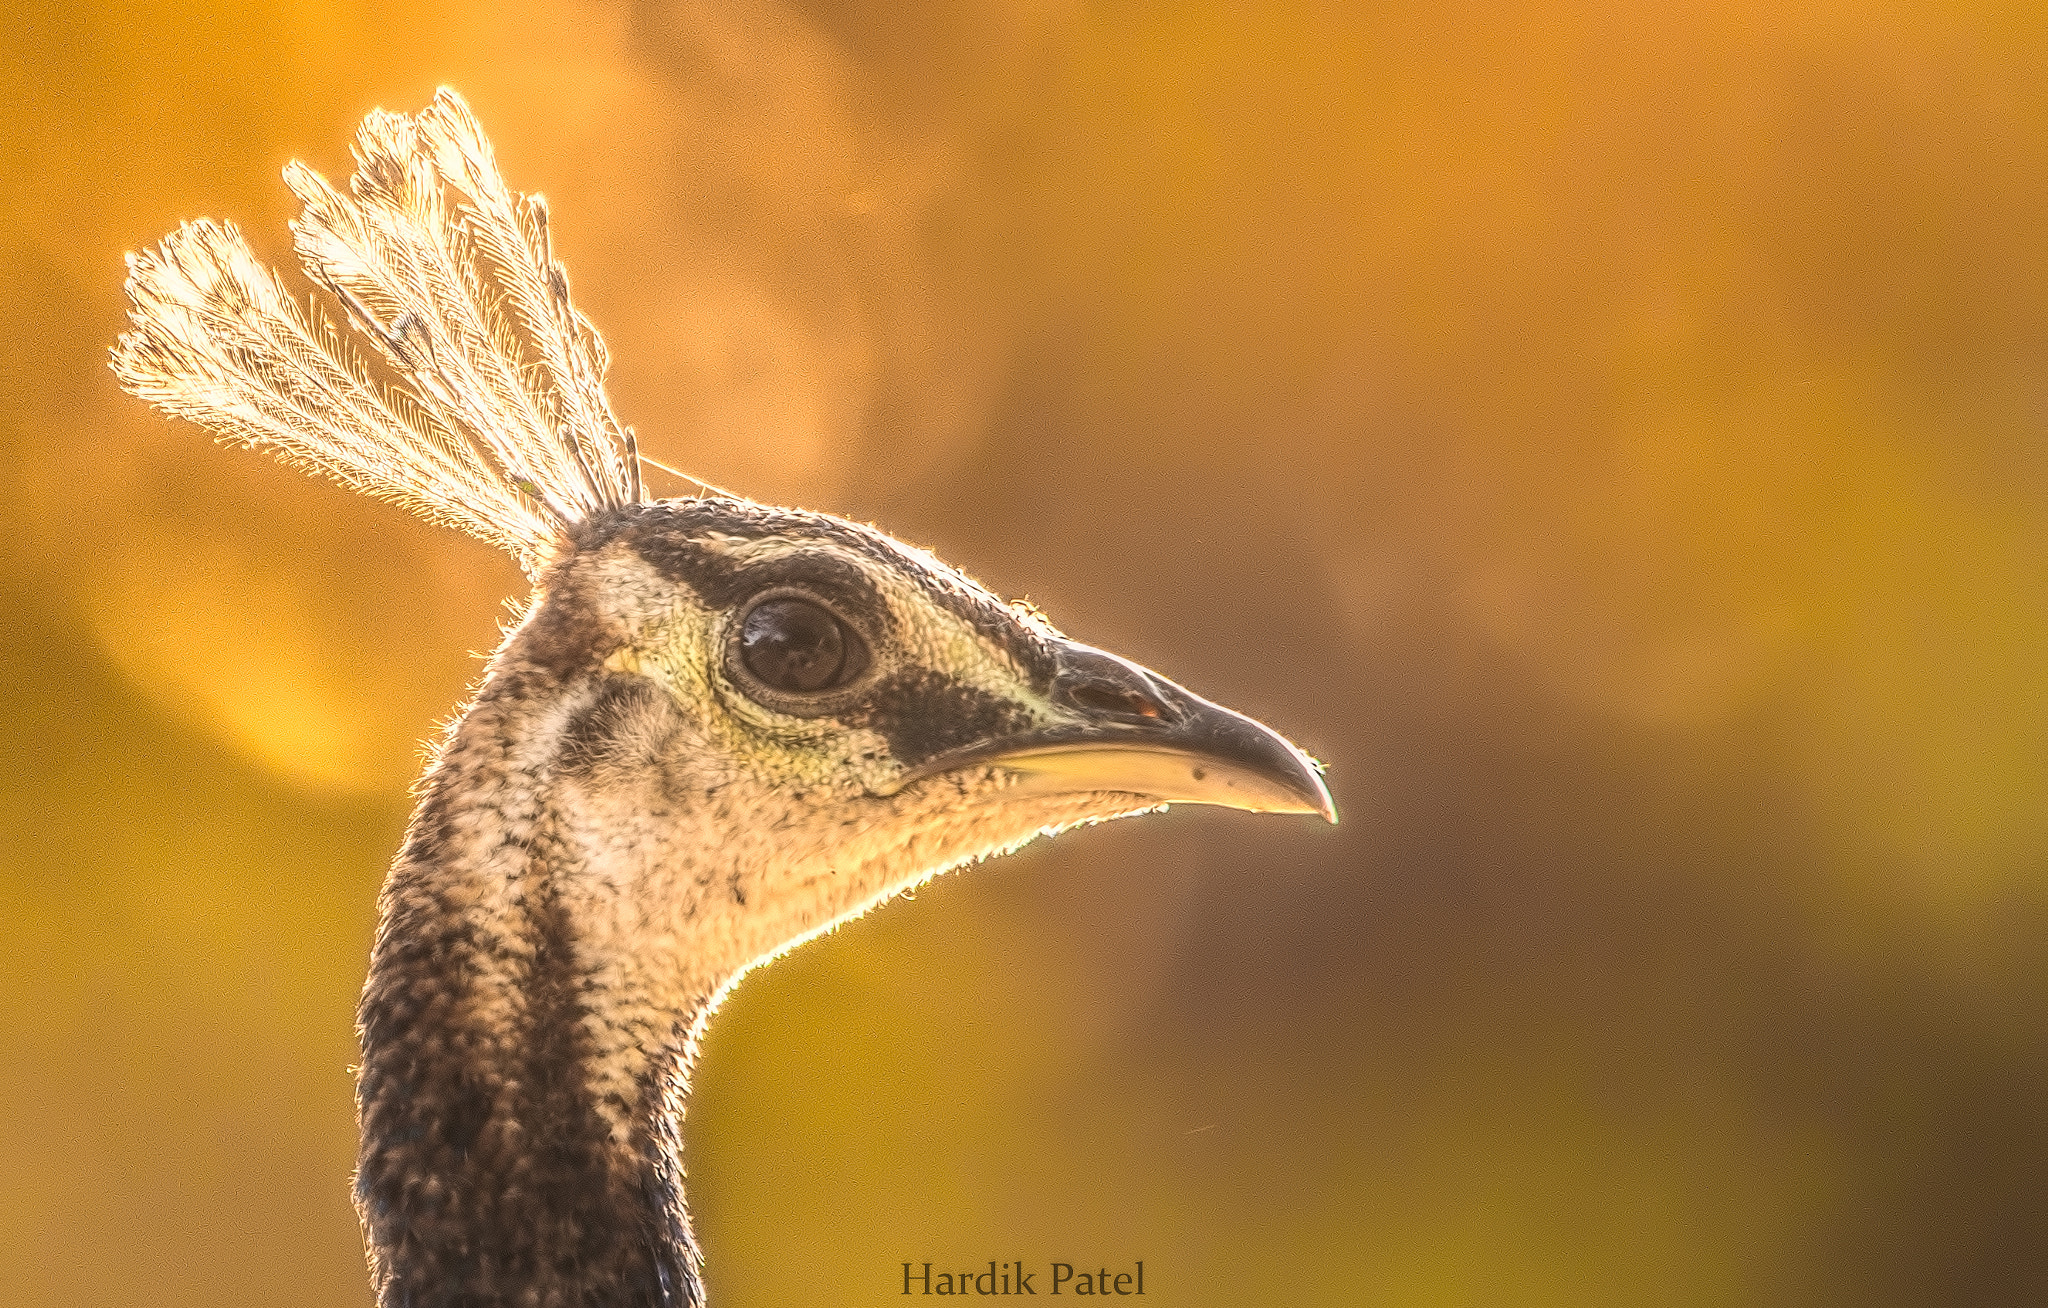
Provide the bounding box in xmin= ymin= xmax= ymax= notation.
xmin=111 ymin=88 xmax=1332 ymax=1308
xmin=502 ymin=494 xmax=1331 ymax=1001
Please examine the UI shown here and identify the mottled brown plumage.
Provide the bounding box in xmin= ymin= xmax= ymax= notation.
xmin=114 ymin=91 xmax=1332 ymax=1308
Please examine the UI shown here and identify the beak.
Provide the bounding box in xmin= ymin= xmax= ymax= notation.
xmin=902 ymin=642 xmax=1336 ymax=823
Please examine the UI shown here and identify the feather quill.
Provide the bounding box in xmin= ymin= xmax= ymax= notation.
xmin=111 ymin=89 xmax=641 ymax=574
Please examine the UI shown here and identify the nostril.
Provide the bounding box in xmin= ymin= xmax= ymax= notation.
xmin=1070 ymin=682 xmax=1163 ymax=720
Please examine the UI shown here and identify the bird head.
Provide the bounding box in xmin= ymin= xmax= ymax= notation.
xmin=114 ymin=90 xmax=1339 ymax=1308
xmin=521 ymin=496 xmax=1333 ymax=983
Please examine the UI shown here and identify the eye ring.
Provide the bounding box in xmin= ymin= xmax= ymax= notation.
xmin=724 ymin=587 xmax=874 ymax=712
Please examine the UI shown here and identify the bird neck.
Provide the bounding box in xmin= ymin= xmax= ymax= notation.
xmin=353 ymin=651 xmax=711 ymax=1308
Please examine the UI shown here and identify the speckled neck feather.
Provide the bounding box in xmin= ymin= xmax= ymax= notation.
xmin=355 ymin=597 xmax=701 ymax=1308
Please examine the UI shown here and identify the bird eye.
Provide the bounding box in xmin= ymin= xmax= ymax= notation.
xmin=738 ymin=597 xmax=860 ymax=694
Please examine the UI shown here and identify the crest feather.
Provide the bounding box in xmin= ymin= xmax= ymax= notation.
xmin=111 ymin=88 xmax=643 ymax=574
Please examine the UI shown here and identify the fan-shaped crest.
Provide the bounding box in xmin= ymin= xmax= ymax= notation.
xmin=111 ymin=89 xmax=644 ymax=574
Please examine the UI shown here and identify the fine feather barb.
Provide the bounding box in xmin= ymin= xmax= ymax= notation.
xmin=111 ymin=89 xmax=643 ymax=574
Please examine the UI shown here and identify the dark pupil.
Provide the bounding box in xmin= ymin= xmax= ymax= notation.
xmin=741 ymin=598 xmax=848 ymax=693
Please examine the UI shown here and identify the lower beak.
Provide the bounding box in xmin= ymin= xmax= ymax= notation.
xmin=904 ymin=642 xmax=1336 ymax=823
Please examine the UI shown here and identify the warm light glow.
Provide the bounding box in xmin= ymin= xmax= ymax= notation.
xmin=6 ymin=2 xmax=2046 ymax=1305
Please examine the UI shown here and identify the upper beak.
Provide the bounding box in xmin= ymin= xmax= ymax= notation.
xmin=902 ymin=641 xmax=1336 ymax=823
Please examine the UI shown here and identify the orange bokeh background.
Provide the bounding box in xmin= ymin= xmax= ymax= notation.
xmin=4 ymin=2 xmax=2047 ymax=1304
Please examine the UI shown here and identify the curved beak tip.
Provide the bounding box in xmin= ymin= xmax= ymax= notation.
xmin=1301 ymin=764 xmax=1339 ymax=825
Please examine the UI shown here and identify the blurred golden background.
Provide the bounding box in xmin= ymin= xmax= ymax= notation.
xmin=6 ymin=1 xmax=2048 ymax=1304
